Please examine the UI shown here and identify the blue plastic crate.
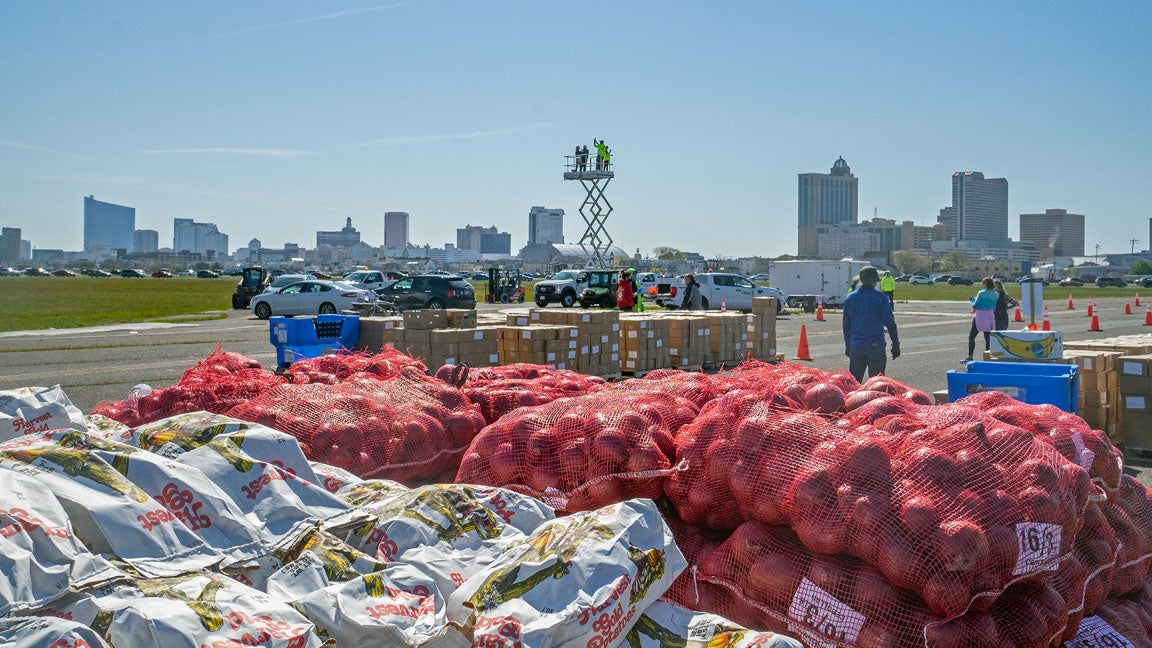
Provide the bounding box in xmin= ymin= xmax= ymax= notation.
xmin=947 ymin=361 xmax=1078 ymax=413
xmin=269 ymin=315 xmax=359 ymax=368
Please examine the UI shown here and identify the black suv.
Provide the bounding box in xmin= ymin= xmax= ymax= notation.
xmin=1096 ymin=276 xmax=1127 ymax=288
xmin=376 ymin=274 xmax=476 ymax=310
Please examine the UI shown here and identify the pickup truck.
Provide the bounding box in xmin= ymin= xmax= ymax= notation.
xmin=657 ymin=273 xmax=784 ymax=313
xmin=341 ymin=269 xmax=406 ymax=292
xmin=533 ymin=269 xmax=590 ymax=308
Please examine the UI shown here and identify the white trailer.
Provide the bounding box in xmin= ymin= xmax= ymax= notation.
xmin=764 ymin=260 xmax=873 ymax=310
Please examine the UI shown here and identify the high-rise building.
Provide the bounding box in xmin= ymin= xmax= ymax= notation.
xmin=0 ymin=227 xmax=20 ymax=263
xmin=83 ymin=196 xmax=135 ymax=252
xmin=384 ymin=212 xmax=409 ymax=247
xmin=133 ymin=229 xmax=159 ymax=254
xmin=528 ymin=206 xmax=564 ymax=245
xmin=457 ymin=225 xmax=512 ymax=255
xmin=316 ymin=217 xmax=361 ymax=248
xmin=797 ymin=157 xmax=859 ymax=256
xmin=1019 ymin=209 xmax=1085 ymax=258
xmin=173 ymin=218 xmax=229 ymax=255
xmin=948 ymin=172 xmax=1008 ymax=242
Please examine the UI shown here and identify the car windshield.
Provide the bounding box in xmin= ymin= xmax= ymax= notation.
xmin=588 ymin=272 xmax=616 ymax=288
xmin=550 ymin=271 xmax=577 ymax=281
xmin=343 ymin=271 xmax=369 ymax=282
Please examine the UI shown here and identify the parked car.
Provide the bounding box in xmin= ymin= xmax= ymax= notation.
xmin=1058 ymin=277 xmax=1084 ymax=287
xmin=178 ymin=269 xmax=197 ymax=277
xmin=376 ymin=275 xmax=477 ymax=310
xmin=1096 ymin=276 xmax=1127 ymax=288
xmin=263 ymin=273 xmax=317 ymax=294
xmin=933 ymin=275 xmax=953 ymax=284
xmin=894 ymin=274 xmax=912 ymax=283
xmin=250 ymin=280 xmax=376 ymax=319
xmin=749 ymin=273 xmax=771 ymax=283
xmin=1019 ymin=276 xmax=1050 ymax=286
xmin=152 ymin=270 xmax=174 ymax=278
xmin=534 ymin=269 xmax=590 ymax=308
xmin=342 ymin=269 xmax=405 ymax=292
xmin=51 ymin=269 xmax=77 ymax=277
xmin=23 ymin=268 xmax=50 ymax=276
xmin=471 ymin=272 xmax=489 ymax=281
xmin=196 ymin=270 xmax=220 ymax=279
xmin=658 ymin=272 xmax=785 ymax=313
xmin=0 ymin=267 xmax=18 ymax=276
xmin=1138 ymin=277 xmax=1152 ymax=288
xmin=909 ymin=275 xmax=933 ymax=285
xmin=948 ymin=276 xmax=975 ymax=286
xmin=120 ymin=269 xmax=147 ymax=278
xmin=82 ymin=269 xmax=112 ymax=277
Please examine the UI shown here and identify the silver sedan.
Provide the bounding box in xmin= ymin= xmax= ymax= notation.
xmin=250 ymin=280 xmax=376 ymax=319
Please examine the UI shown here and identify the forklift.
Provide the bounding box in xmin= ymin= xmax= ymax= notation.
xmin=231 ymin=266 xmax=271 ymax=309
xmin=486 ymin=267 xmax=526 ymax=304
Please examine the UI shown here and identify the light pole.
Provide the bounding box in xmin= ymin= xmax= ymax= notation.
xmin=1095 ymin=244 xmax=1100 ymax=266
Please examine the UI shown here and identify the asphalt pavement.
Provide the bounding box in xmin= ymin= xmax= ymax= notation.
xmin=0 ymin=296 xmax=1147 ymax=484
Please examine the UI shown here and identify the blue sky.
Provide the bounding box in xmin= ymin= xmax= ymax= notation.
xmin=2 ymin=1 xmax=1150 ymax=259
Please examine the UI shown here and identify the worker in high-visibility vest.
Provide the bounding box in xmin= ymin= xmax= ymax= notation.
xmin=880 ymin=271 xmax=896 ymax=310
xmin=594 ymin=139 xmax=609 ymax=170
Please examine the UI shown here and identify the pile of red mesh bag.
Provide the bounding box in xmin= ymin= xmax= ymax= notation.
xmin=228 ymin=365 xmax=485 ymax=484
xmin=440 ymin=363 xmax=608 ymax=425
xmin=90 ymin=346 xmax=285 ymax=427
xmin=455 ymin=379 xmax=704 ymax=512
xmin=284 ymin=347 xmax=427 ymax=384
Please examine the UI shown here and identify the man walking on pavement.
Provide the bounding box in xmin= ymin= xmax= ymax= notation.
xmin=843 ymin=266 xmax=900 ymax=382
xmin=880 ymin=271 xmax=896 ymax=310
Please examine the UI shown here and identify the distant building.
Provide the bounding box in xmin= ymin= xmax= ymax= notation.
xmin=83 ymin=196 xmax=135 ymax=252
xmin=316 ymin=217 xmax=361 ymax=249
xmin=946 ymin=172 xmax=1008 ymax=242
xmin=457 ymin=225 xmax=512 ymax=255
xmin=133 ymin=229 xmax=159 ymax=254
xmin=1019 ymin=209 xmax=1084 ymax=259
xmin=815 ymin=218 xmax=944 ymax=258
xmin=0 ymin=227 xmax=20 ymax=263
xmin=20 ymin=240 xmax=31 ymax=260
xmin=173 ymin=218 xmax=229 ymax=257
xmin=936 ymin=207 xmax=957 ymax=240
xmin=930 ymin=239 xmax=1036 ymax=262
xmin=528 ymin=206 xmax=565 ymax=245
xmin=518 ymin=242 xmax=628 ymax=266
xmin=797 ymin=157 xmax=859 ymax=256
xmin=384 ymin=212 xmax=409 ymax=248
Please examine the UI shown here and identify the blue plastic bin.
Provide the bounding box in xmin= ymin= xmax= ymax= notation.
xmin=947 ymin=361 xmax=1078 ymax=413
xmin=269 ymin=315 xmax=360 ymax=368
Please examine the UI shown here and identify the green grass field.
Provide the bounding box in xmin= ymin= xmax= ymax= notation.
xmin=0 ymin=276 xmax=1141 ymax=332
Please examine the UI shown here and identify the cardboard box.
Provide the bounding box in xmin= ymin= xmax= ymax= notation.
xmin=988 ymin=331 xmax=1063 ymax=361
xmin=1120 ymin=393 xmax=1152 ymax=413
xmin=1119 ymin=375 xmax=1152 ymax=396
xmin=1121 ymin=411 xmax=1152 ymax=451
xmin=445 ymin=309 xmax=477 ymax=328
xmin=403 ymin=310 xmax=447 ymax=330
xmin=932 ymin=389 xmax=949 ymax=405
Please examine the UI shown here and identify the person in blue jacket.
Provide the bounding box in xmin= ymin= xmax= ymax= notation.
xmin=965 ymin=277 xmax=999 ymax=362
xmin=842 ymin=266 xmax=900 ymax=382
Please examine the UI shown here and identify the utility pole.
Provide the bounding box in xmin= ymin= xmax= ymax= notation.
xmin=1131 ymin=239 xmax=1139 ymax=255
xmin=1095 ymin=244 xmax=1100 ymax=265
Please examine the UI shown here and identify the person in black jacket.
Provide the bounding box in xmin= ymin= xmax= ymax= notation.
xmin=993 ymin=280 xmax=1019 ymax=331
xmin=681 ymin=274 xmax=704 ymax=310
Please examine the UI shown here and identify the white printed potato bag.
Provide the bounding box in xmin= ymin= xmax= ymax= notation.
xmin=120 ymin=412 xmax=322 ymax=485
xmin=84 ymin=413 xmax=130 ymax=437
xmin=311 ymin=460 xmax=366 ymax=494
xmin=174 ymin=434 xmax=353 ymax=546
xmin=334 ymin=483 xmax=555 ymax=599
xmin=0 ymin=470 xmax=123 ymax=615
xmin=44 ymin=572 xmax=328 ymax=648
xmin=254 ymin=526 xmax=389 ymax=596
xmin=626 ymin=602 xmax=804 ymax=648
xmin=0 ymin=615 xmax=111 ymax=648
xmin=1064 ymin=615 xmax=1140 ymax=648
xmin=0 ymin=432 xmax=221 ymax=578
xmin=0 ymin=386 xmax=86 ymax=442
xmin=46 ymin=429 xmax=277 ymax=568
xmin=290 ymin=562 xmax=467 ymax=648
xmin=449 ymin=498 xmax=686 ymax=648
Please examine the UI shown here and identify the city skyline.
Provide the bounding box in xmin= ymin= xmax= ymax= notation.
xmin=1 ymin=2 xmax=1149 ymax=258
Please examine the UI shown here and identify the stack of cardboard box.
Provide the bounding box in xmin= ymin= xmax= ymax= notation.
xmin=497 ymin=325 xmax=580 ymax=369
xmin=356 ymin=316 xmax=406 ymax=352
xmin=750 ymin=297 xmax=779 ymax=360
xmin=708 ymin=311 xmax=750 ymax=366
xmin=579 ymin=310 xmax=622 ymax=377
xmin=1065 ymin=335 xmax=1152 ymax=448
xmin=1060 ymin=349 xmax=1122 ymax=441
xmin=664 ymin=314 xmax=710 ymax=369
xmin=427 ymin=327 xmax=499 ymax=369
xmin=620 ymin=314 xmax=667 ymax=374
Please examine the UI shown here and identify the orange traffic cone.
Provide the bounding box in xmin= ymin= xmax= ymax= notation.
xmin=720 ymin=298 xmax=727 ymax=312
xmin=1145 ymin=302 xmax=1152 ymax=326
xmin=1067 ymin=294 xmax=1074 ymax=310
xmin=1125 ymin=299 xmax=1132 ymax=315
xmin=1013 ymin=306 xmax=1023 ymax=322
xmin=1089 ymin=312 xmax=1102 ymax=332
xmin=1042 ymin=306 xmax=1051 ymax=331
xmin=794 ymin=325 xmax=813 ymax=361
xmin=815 ymin=297 xmax=825 ymax=322
xmin=1087 ymin=301 xmax=1094 ymax=317
xmin=1137 ymin=293 xmax=1142 ymax=306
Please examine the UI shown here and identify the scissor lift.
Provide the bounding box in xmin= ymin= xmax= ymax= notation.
xmin=564 ymin=151 xmax=615 ymax=269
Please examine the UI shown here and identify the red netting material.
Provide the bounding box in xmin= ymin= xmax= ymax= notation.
xmin=444 ymin=364 xmax=607 ymax=425
xmin=227 ymin=366 xmax=485 ymax=484
xmin=1088 ymin=580 xmax=1152 ymax=647
xmin=956 ymin=390 xmax=1125 ymax=493
xmin=89 ymin=346 xmax=285 ymax=426
xmin=454 ymin=387 xmax=700 ymax=512
xmin=1101 ymin=475 xmax=1152 ymax=597
xmin=666 ymin=516 xmax=1120 ymax=648
xmin=284 ymin=348 xmax=427 ymax=384
xmin=664 ymin=388 xmax=1100 ymax=620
